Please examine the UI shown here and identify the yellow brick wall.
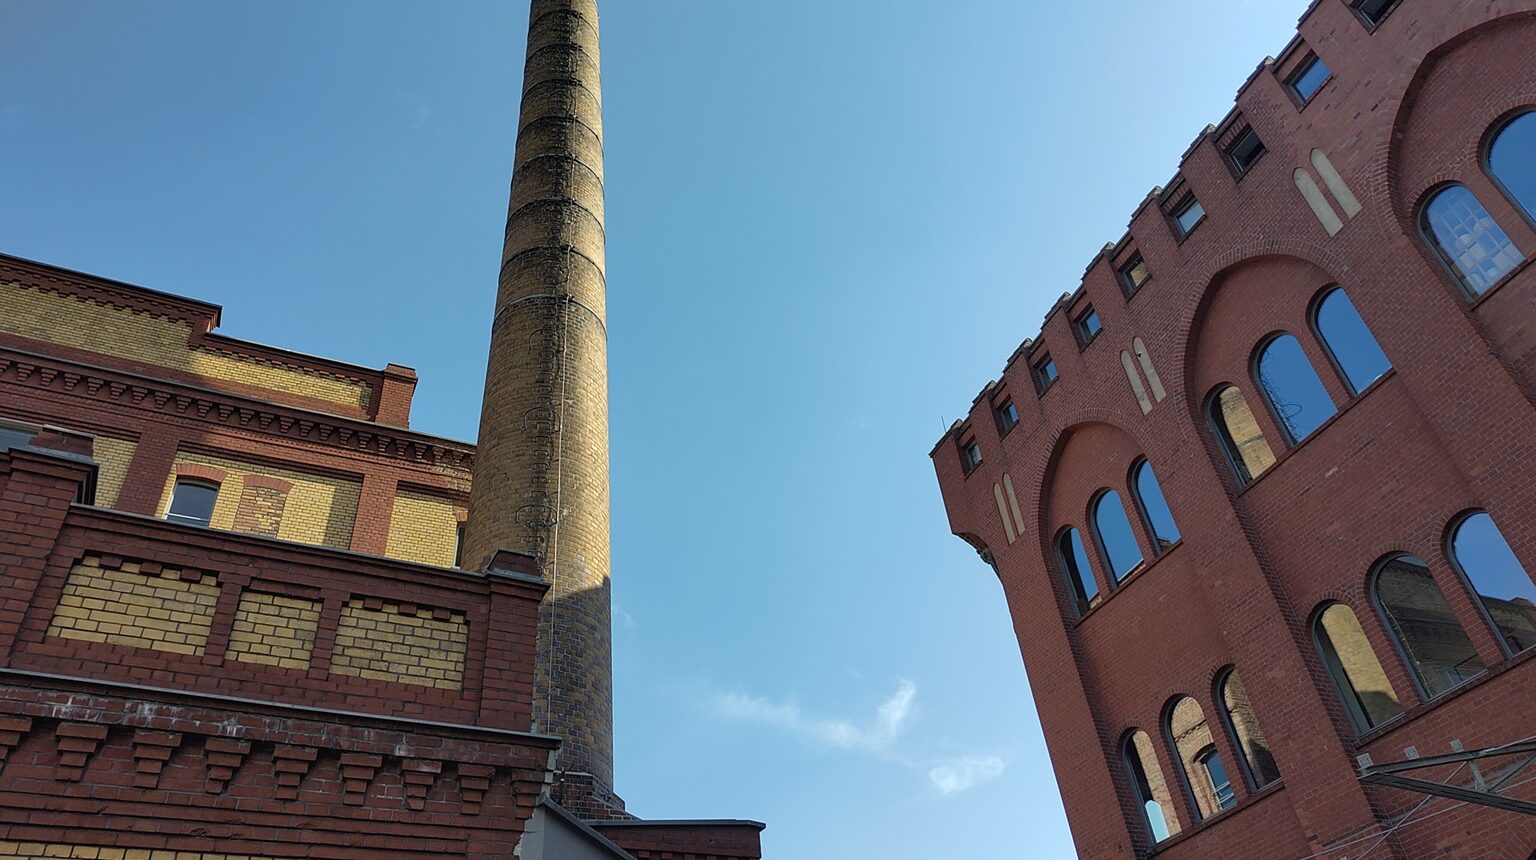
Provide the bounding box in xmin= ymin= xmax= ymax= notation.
xmin=386 ymin=490 xmax=464 ymax=567
xmin=226 ymin=591 xmax=321 ymax=670
xmin=0 ymin=843 xmax=279 ymax=859
xmin=47 ymin=558 xmax=219 ymax=656
xmin=331 ymin=599 xmax=467 ymax=690
xmin=90 ymin=436 xmax=137 ymax=509
xmin=0 ymin=281 xmax=371 ymax=411
xmin=158 ymin=452 xmax=360 ymax=549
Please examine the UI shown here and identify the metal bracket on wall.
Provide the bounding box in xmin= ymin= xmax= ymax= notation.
xmin=1357 ymin=738 xmax=1536 ymax=816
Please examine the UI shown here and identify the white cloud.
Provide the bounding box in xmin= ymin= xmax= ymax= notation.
xmin=928 ymin=756 xmax=1006 ymax=795
xmin=714 ymin=679 xmax=916 ymax=752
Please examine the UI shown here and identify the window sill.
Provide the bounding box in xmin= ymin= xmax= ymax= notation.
xmin=1466 ymin=254 xmax=1536 ymax=311
xmin=1353 ymin=645 xmax=1536 ymax=747
xmin=1147 ymin=780 xmax=1287 ymax=855
xmin=1235 ymin=369 xmax=1397 ymax=499
xmin=1074 ymin=540 xmax=1185 ymax=626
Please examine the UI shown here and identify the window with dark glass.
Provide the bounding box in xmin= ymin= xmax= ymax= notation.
xmin=1091 ymin=490 xmax=1143 ymax=582
xmin=1074 ymin=306 xmax=1103 ymax=346
xmin=1218 ymin=670 xmax=1281 ymax=790
xmin=1131 ymin=459 xmax=1179 ymax=549
xmin=454 ymin=523 xmax=467 ymax=568
xmin=1314 ymin=603 xmax=1404 ymax=733
xmin=1119 ymin=252 xmax=1151 ymax=295
xmin=1208 ymin=386 xmax=1277 ymax=486
xmin=1124 ymin=731 xmax=1180 ymax=843
xmin=995 ymin=399 xmax=1019 ymax=435
xmin=1167 ymin=697 xmax=1228 ymax=821
xmin=1313 ymin=288 xmax=1391 ymax=394
xmin=1058 ymin=527 xmax=1100 ymax=615
xmin=1449 ymin=512 xmax=1536 ymax=655
xmin=1375 ymin=555 xmax=1488 ymax=698
xmin=1288 ymin=54 xmax=1331 ymax=103
xmin=1034 ymin=354 xmax=1059 ymax=392
xmin=1224 ymin=127 xmax=1266 ymax=176
xmin=166 ymin=479 xmax=219 ymax=528
xmin=1172 ymin=196 xmax=1206 ymax=238
xmin=960 ymin=438 xmax=982 ymax=473
xmin=1421 ymin=184 xmax=1524 ymax=296
xmin=1255 ymin=334 xmax=1338 ymax=444
xmin=1489 ymin=111 xmax=1536 ymax=223
xmin=1352 ymin=0 xmax=1400 ymax=26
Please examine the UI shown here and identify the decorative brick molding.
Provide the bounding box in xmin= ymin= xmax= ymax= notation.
xmin=201 ymin=736 xmax=251 ymax=794
xmin=53 ymin=722 xmax=108 ymax=781
xmin=172 ymin=463 xmax=228 ymax=486
xmin=130 ymin=730 xmax=182 ymax=789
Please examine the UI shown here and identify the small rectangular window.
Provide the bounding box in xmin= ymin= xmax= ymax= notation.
xmin=167 ymin=480 xmax=219 ymax=528
xmin=1074 ymin=306 xmax=1103 ymax=346
xmin=960 ymin=438 xmax=982 ymax=472
xmin=1288 ymin=54 xmax=1331 ymax=103
xmin=1352 ymin=0 xmax=1399 ymax=26
xmin=1173 ymin=196 xmax=1206 ymax=238
xmin=1119 ymin=252 xmax=1150 ymax=295
xmin=1034 ymin=354 xmax=1059 ymax=392
xmin=1224 ymin=126 xmax=1266 ymax=176
xmin=996 ymin=400 xmax=1019 ymax=435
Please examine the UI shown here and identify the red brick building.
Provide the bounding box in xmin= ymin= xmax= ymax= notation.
xmin=0 ymin=1 xmax=761 ymax=858
xmin=932 ymin=1 xmax=1536 ymax=857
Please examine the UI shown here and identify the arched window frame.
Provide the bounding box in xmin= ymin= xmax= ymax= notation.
xmin=1309 ymin=601 xmax=1407 ymax=735
xmin=1370 ymin=554 xmax=1488 ymax=702
xmin=1250 ymin=332 xmax=1338 ymax=447
xmin=1089 ymin=489 xmax=1144 ymax=585
xmin=1308 ymin=286 xmax=1393 ymax=397
xmin=1444 ymin=509 xmax=1536 ymax=658
xmin=1483 ymin=108 xmax=1536 ymax=229
xmin=1204 ymin=384 xmax=1276 ymax=489
xmin=1162 ymin=695 xmax=1231 ymax=823
xmin=1054 ymin=525 xmax=1101 ymax=616
xmin=1120 ymin=729 xmax=1179 ymax=845
xmin=1416 ymin=182 xmax=1526 ymax=299
xmin=1213 ymin=667 xmax=1282 ymax=792
xmin=1128 ymin=457 xmax=1180 ymax=553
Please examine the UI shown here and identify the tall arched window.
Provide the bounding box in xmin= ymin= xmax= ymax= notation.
xmin=1123 ymin=730 xmax=1180 ymax=843
xmin=1449 ymin=511 xmax=1536 ymax=655
xmin=1207 ymin=386 xmax=1277 ymax=487
xmin=1489 ymin=111 xmax=1536 ymax=222
xmin=1421 ymin=184 xmax=1524 ymax=296
xmin=1255 ymin=334 xmax=1337 ymax=444
xmin=1375 ymin=555 xmax=1487 ymax=699
xmin=1217 ymin=670 xmax=1281 ymax=790
xmin=1057 ymin=527 xmax=1100 ymax=615
xmin=1313 ymin=288 xmax=1392 ymax=394
xmin=1313 ymin=603 xmax=1404 ymax=733
xmin=1167 ymin=697 xmax=1235 ymax=820
xmin=1091 ymin=491 xmax=1143 ymax=583
xmin=1131 ymin=460 xmax=1180 ymax=549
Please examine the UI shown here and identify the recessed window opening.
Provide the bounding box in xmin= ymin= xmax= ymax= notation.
xmin=1218 ymin=670 xmax=1281 ymax=790
xmin=1313 ymin=603 xmax=1404 ymax=733
xmin=995 ymin=399 xmax=1020 ymax=435
xmin=1124 ymin=731 xmax=1180 ymax=842
xmin=167 ymin=479 xmax=219 ymax=528
xmin=1091 ymin=490 xmax=1143 ymax=583
xmin=960 ymin=438 xmax=983 ymax=473
xmin=1034 ymin=354 xmax=1059 ymax=392
xmin=1058 ymin=527 xmax=1100 ymax=615
xmin=1119 ymin=252 xmax=1151 ymax=295
xmin=1173 ymin=196 xmax=1206 ymax=238
xmin=1208 ymin=386 xmax=1277 ymax=486
xmin=1075 ymin=306 xmax=1103 ymax=346
xmin=1352 ymin=0 xmax=1400 ymax=26
xmin=1449 ymin=512 xmax=1536 ymax=655
xmin=1421 ymin=184 xmax=1524 ymax=296
xmin=1288 ymin=54 xmax=1331 ymax=103
xmin=1313 ymin=288 xmax=1392 ymax=395
xmin=1225 ymin=127 xmax=1266 ymax=176
xmin=1489 ymin=111 xmax=1536 ymax=224
xmin=1167 ymin=697 xmax=1228 ymax=821
xmin=1131 ymin=460 xmax=1180 ymax=550
xmin=1254 ymin=334 xmax=1338 ymax=445
xmin=1375 ymin=555 xmax=1487 ymax=699
xmin=454 ymin=523 xmax=467 ymax=568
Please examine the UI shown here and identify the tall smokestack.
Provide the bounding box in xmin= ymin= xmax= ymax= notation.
xmin=463 ymin=0 xmax=613 ymax=792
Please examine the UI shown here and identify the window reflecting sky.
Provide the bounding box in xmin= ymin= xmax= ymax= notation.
xmin=1316 ymin=289 xmax=1391 ymax=393
xmin=1491 ymin=112 xmax=1536 ymax=221
xmin=1061 ymin=527 xmax=1099 ymax=607
xmin=1423 ymin=185 xmax=1523 ymax=295
xmin=1452 ymin=512 xmax=1536 ymax=653
xmin=1292 ymin=56 xmax=1330 ymax=101
xmin=1094 ymin=491 xmax=1143 ymax=581
xmin=1256 ymin=334 xmax=1337 ymax=443
xmin=1134 ymin=461 xmax=1180 ymax=546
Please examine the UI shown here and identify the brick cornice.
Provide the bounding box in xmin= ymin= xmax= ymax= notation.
xmin=0 ymin=346 xmax=474 ymax=471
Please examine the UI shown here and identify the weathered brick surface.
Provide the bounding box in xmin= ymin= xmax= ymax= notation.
xmin=387 ymin=489 xmax=465 ymax=567
xmin=45 ymin=558 xmax=219 ymax=656
xmin=932 ymin=2 xmax=1536 ymax=858
xmin=331 ymin=599 xmax=468 ymax=690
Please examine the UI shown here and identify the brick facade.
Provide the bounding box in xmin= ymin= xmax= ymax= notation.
xmin=932 ymin=2 xmax=1536 ymax=858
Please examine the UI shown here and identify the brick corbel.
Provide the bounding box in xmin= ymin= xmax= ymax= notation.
xmin=340 ymin=752 xmax=383 ymax=806
xmin=54 ymin=722 xmax=109 ymax=781
xmin=0 ymin=716 xmax=33 ymax=768
xmin=202 ymin=736 xmax=252 ymax=794
xmin=273 ymin=744 xmax=319 ymax=800
xmin=402 ymin=758 xmax=443 ymax=811
xmin=130 ymin=730 xmax=183 ymax=789
xmin=458 ymin=763 xmax=496 ymax=815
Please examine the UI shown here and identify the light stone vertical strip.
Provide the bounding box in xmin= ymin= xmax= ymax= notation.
xmin=462 ymin=0 xmax=614 ymax=791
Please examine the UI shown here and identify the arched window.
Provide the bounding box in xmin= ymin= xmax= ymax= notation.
xmin=1449 ymin=512 xmax=1536 ymax=655
xmin=1091 ymin=491 xmax=1143 ymax=583
xmin=1131 ymin=460 xmax=1180 ymax=549
xmin=1123 ymin=730 xmax=1180 ymax=843
xmin=1207 ymin=386 xmax=1276 ymax=487
xmin=1421 ymin=184 xmax=1524 ymax=296
xmin=1375 ymin=555 xmax=1487 ymax=699
xmin=1489 ymin=111 xmax=1536 ymax=222
xmin=1313 ymin=288 xmax=1392 ymax=394
xmin=1057 ymin=527 xmax=1100 ymax=615
xmin=166 ymin=479 xmax=219 ymax=528
xmin=1167 ymin=697 xmax=1235 ymax=820
xmin=1217 ymin=670 xmax=1281 ymax=790
xmin=1255 ymin=334 xmax=1337 ymax=444
xmin=1313 ymin=603 xmax=1404 ymax=733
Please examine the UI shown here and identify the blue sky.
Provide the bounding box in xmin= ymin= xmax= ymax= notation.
xmin=0 ymin=2 xmax=1307 ymax=856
